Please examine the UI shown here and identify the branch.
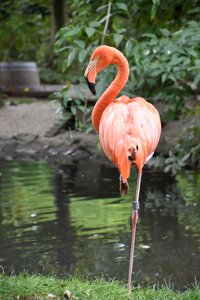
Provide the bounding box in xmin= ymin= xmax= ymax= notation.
xmin=101 ymin=1 xmax=112 ymax=45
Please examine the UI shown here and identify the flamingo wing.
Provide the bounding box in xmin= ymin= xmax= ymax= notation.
xmin=99 ymin=96 xmax=161 ymax=183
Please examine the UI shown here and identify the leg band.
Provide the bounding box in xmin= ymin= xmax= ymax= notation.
xmin=132 ymin=201 xmax=139 ymax=210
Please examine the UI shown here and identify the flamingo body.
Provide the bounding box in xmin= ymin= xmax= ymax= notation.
xmin=99 ymin=95 xmax=161 ymax=183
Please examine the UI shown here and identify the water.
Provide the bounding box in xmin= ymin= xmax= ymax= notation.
xmin=0 ymin=159 xmax=199 ymax=289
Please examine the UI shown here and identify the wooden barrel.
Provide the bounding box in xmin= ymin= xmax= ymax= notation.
xmin=0 ymin=62 xmax=40 ymax=92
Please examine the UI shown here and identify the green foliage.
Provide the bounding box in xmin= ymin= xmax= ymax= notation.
xmin=125 ymin=21 xmax=200 ymax=120
xmin=163 ymin=139 xmax=200 ymax=174
xmin=39 ymin=67 xmax=67 ymax=83
xmin=56 ymin=3 xmax=200 ymax=120
xmin=54 ymin=2 xmax=112 ymax=73
xmin=156 ymin=104 xmax=200 ymax=174
xmin=0 ymin=274 xmax=199 ymax=300
xmin=0 ymin=0 xmax=50 ymax=62
xmin=53 ymin=85 xmax=93 ymax=132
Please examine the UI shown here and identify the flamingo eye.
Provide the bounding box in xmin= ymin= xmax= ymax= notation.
xmin=136 ymin=145 xmax=139 ymax=151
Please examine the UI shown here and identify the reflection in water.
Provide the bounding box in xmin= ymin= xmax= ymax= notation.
xmin=0 ymin=159 xmax=199 ymax=289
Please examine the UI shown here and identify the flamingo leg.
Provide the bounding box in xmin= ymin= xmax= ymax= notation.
xmin=127 ymin=171 xmax=142 ymax=294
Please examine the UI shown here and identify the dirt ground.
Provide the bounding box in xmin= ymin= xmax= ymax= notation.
xmin=0 ymin=100 xmax=61 ymax=137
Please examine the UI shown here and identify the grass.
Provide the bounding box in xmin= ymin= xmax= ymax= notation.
xmin=0 ymin=274 xmax=199 ymax=300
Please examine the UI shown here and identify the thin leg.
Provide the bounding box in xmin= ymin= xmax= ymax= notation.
xmin=127 ymin=171 xmax=142 ymax=294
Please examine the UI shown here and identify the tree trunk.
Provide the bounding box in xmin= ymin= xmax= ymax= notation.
xmin=51 ymin=0 xmax=67 ymax=43
xmin=48 ymin=0 xmax=67 ymax=68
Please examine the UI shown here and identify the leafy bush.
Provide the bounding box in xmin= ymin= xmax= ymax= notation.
xmin=125 ymin=20 xmax=200 ymax=121
xmin=164 ymin=106 xmax=200 ymax=174
xmin=52 ymin=86 xmax=93 ymax=132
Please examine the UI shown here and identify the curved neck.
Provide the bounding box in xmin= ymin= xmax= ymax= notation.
xmin=92 ymin=51 xmax=129 ymax=132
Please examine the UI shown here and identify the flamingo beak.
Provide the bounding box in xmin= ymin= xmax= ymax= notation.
xmin=84 ymin=75 xmax=96 ymax=95
xmin=84 ymin=57 xmax=98 ymax=95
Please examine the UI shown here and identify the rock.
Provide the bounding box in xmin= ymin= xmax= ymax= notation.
xmin=64 ymin=289 xmax=72 ymax=299
xmin=14 ymin=133 xmax=38 ymax=144
xmin=47 ymin=293 xmax=57 ymax=299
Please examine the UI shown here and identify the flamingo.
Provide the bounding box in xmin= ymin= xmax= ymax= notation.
xmin=84 ymin=45 xmax=161 ymax=293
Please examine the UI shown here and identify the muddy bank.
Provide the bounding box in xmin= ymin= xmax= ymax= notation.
xmin=0 ymin=99 xmax=180 ymax=165
xmin=0 ymin=100 xmax=105 ymax=164
xmin=0 ymin=130 xmax=106 ymax=164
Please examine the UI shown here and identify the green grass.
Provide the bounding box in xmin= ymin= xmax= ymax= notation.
xmin=0 ymin=274 xmax=199 ymax=300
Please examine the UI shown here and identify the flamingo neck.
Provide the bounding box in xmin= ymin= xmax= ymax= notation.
xmin=92 ymin=51 xmax=129 ymax=132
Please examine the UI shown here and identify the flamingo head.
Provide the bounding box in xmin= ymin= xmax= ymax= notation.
xmin=84 ymin=45 xmax=116 ymax=95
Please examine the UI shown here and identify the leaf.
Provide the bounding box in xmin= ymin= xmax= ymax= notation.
xmin=187 ymin=7 xmax=200 ymax=14
xmin=125 ymin=40 xmax=133 ymax=57
xmin=71 ymin=107 xmax=77 ymax=116
xmin=195 ymin=59 xmax=200 ymax=66
xmin=116 ymin=3 xmax=128 ymax=12
xmin=78 ymin=49 xmax=87 ymax=63
xmin=63 ymin=94 xmax=68 ymax=107
xmin=169 ymin=55 xmax=183 ymax=66
xmin=159 ymin=28 xmax=170 ymax=37
xmin=88 ymin=21 xmax=100 ymax=28
xmin=114 ymin=33 xmax=123 ymax=46
xmin=78 ymin=105 xmax=85 ymax=112
xmin=112 ymin=16 xmax=121 ymax=31
xmin=62 ymin=59 xmax=69 ymax=72
xmin=168 ymin=74 xmax=176 ymax=82
xmin=74 ymin=40 xmax=85 ymax=48
xmin=54 ymin=45 xmax=69 ymax=53
xmin=67 ymin=49 xmax=76 ymax=67
xmin=96 ymin=4 xmax=108 ymax=12
xmin=151 ymin=69 xmax=163 ymax=77
xmin=63 ymin=93 xmax=73 ymax=107
xmin=162 ymin=73 xmax=167 ymax=83
xmin=85 ymin=27 xmax=96 ymax=38
xmin=86 ymin=107 xmax=92 ymax=114
xmin=159 ymin=37 xmax=169 ymax=48
xmin=141 ymin=33 xmax=157 ymax=39
xmin=64 ymin=27 xmax=81 ymax=37
xmin=181 ymin=152 xmax=191 ymax=164
xmin=186 ymin=48 xmax=198 ymax=57
xmin=115 ymin=28 xmax=126 ymax=34
xmin=74 ymin=99 xmax=81 ymax=105
xmin=75 ymin=87 xmax=85 ymax=101
xmin=151 ymin=3 xmax=157 ymax=20
xmin=194 ymin=73 xmax=200 ymax=85
xmin=183 ymin=57 xmax=190 ymax=65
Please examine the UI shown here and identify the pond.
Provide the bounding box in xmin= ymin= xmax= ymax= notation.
xmin=0 ymin=159 xmax=199 ymax=289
